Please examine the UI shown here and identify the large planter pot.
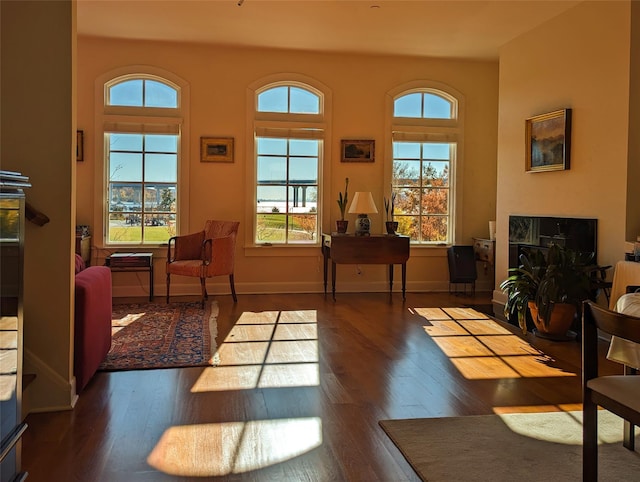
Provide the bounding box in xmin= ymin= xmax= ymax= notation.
xmin=528 ymin=301 xmax=576 ymax=340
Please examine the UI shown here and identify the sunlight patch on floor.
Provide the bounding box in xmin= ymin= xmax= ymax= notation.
xmin=419 ymin=307 xmax=575 ymax=379
xmin=147 ymin=417 xmax=322 ymax=476
xmin=192 ymin=309 xmax=320 ymax=391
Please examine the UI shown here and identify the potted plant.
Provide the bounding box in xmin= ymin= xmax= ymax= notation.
xmin=384 ymin=192 xmax=398 ymax=235
xmin=336 ymin=177 xmax=349 ymax=234
xmin=500 ymin=243 xmax=593 ymax=338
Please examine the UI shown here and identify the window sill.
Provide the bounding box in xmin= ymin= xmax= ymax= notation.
xmin=244 ymin=244 xmax=321 ymax=257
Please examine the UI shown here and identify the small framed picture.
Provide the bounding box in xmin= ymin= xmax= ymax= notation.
xmin=525 ymin=109 xmax=571 ymax=172
xmin=76 ymin=130 xmax=84 ymax=162
xmin=341 ymin=139 xmax=375 ymax=163
xmin=201 ymin=137 xmax=234 ymax=163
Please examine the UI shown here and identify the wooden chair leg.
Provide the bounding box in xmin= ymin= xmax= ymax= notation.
xmin=166 ymin=273 xmax=171 ymax=303
xmin=583 ymin=396 xmax=598 ymax=482
xmin=229 ymin=274 xmax=237 ymax=302
xmin=624 ymin=420 xmax=635 ymax=450
xmin=200 ymin=278 xmax=207 ymax=308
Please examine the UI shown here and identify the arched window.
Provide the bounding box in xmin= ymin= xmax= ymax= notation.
xmin=251 ymin=80 xmax=327 ymax=245
xmin=101 ymin=72 xmax=185 ymax=246
xmin=388 ymin=86 xmax=462 ymax=244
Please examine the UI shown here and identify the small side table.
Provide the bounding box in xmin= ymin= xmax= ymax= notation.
xmin=105 ymin=252 xmax=154 ymax=301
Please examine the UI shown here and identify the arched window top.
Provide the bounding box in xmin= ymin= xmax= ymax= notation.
xmin=257 ymin=83 xmax=321 ymax=115
xmin=106 ymin=75 xmax=179 ymax=108
xmin=393 ymin=89 xmax=456 ymax=120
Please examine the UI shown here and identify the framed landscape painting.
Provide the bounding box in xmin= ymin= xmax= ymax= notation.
xmin=341 ymin=139 xmax=375 ymax=163
xmin=525 ymin=108 xmax=571 ymax=172
xmin=201 ymin=137 xmax=234 ymax=163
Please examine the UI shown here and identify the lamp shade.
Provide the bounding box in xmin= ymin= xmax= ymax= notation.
xmin=348 ymin=192 xmax=378 ymax=214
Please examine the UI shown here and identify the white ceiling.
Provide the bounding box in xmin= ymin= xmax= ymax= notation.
xmin=77 ymin=0 xmax=582 ymax=61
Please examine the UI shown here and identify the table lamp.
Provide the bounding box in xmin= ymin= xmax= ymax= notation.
xmin=348 ymin=191 xmax=378 ymax=236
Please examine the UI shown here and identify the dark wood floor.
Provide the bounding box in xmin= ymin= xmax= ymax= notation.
xmin=21 ymin=292 xmax=620 ymax=481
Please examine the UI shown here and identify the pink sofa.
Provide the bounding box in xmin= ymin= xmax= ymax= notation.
xmin=74 ymin=254 xmax=112 ymax=392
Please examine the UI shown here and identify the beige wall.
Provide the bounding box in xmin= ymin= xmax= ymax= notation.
xmin=77 ymin=37 xmax=499 ymax=296
xmin=495 ymin=1 xmax=633 ymax=303
xmin=1 ymin=1 xmax=77 ymax=413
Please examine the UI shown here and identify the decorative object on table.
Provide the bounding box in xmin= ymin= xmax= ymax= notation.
xmin=99 ymin=301 xmax=219 ymax=371
xmin=525 ymin=108 xmax=571 ymax=172
xmin=200 ymin=136 xmax=234 ymax=162
xmin=340 ymin=139 xmax=375 ymax=163
xmin=336 ymin=177 xmax=349 ymax=234
xmin=76 ymin=130 xmax=84 ymax=161
xmin=348 ymin=191 xmax=378 ymax=236
xmin=384 ymin=192 xmax=398 ymax=235
xmin=500 ymin=243 xmax=593 ymax=338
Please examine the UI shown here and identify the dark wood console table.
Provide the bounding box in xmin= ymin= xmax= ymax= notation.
xmin=105 ymin=252 xmax=154 ymax=301
xmin=321 ymin=233 xmax=410 ymax=300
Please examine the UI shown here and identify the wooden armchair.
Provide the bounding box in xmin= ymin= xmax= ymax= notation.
xmin=166 ymin=220 xmax=239 ymax=306
xmin=582 ymin=300 xmax=640 ymax=481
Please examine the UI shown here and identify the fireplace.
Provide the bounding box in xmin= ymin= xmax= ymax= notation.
xmin=509 ymin=215 xmax=597 ymax=268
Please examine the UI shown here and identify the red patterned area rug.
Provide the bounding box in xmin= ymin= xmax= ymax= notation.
xmin=99 ymin=301 xmax=218 ymax=371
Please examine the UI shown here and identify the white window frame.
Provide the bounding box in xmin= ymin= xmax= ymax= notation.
xmin=385 ymin=81 xmax=465 ymax=246
xmin=94 ymin=66 xmax=190 ymax=249
xmin=245 ymin=74 xmax=332 ymax=253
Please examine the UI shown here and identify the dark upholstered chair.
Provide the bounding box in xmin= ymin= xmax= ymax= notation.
xmin=447 ymin=245 xmax=477 ymax=295
xmin=582 ymin=300 xmax=640 ymax=481
xmin=166 ymin=220 xmax=239 ymax=306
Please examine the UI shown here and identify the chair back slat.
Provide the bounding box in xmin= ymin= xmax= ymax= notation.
xmin=584 ymin=300 xmax=640 ymax=345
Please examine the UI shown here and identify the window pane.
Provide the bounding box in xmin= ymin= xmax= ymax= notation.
xmin=422 ymin=188 xmax=449 ymax=215
xmin=289 ymin=139 xmax=318 ymax=156
xmin=393 ymin=160 xmax=420 ymax=187
xmin=421 ymin=215 xmax=448 ymax=242
xmin=145 ymin=154 xmax=177 ymax=182
xmin=395 ymin=215 xmax=419 ymax=241
xmin=288 ymin=214 xmax=317 ymax=242
xmin=256 ymin=214 xmax=286 ymax=242
xmin=110 ymin=133 xmax=143 ymax=152
xmin=290 ymin=87 xmax=320 ymax=114
xmin=146 ymin=135 xmax=177 ymax=153
xmin=257 ymin=156 xmax=287 ymax=182
xmin=393 ymin=142 xmax=420 ymax=159
xmin=144 ymin=184 xmax=177 ymax=212
xmin=109 ymin=80 xmax=143 ymax=106
xmin=108 ymin=213 xmax=141 ymax=243
xmin=109 ymin=153 xmax=142 ymax=181
xmin=257 ymin=186 xmax=286 ymax=213
xmin=145 ymin=80 xmax=178 ymax=108
xmin=422 ymin=161 xmax=449 ymax=187
xmin=290 ymin=157 xmax=318 ymax=183
xmin=423 ymin=143 xmax=450 ymax=160
xmin=424 ymin=93 xmax=452 ymax=119
xmin=288 ymin=186 xmax=317 ymax=213
xmin=258 ymin=87 xmax=288 ymax=113
xmin=257 ymin=138 xmax=287 ymax=155
xmin=395 ymin=187 xmax=421 ymax=215
xmin=394 ymin=93 xmax=421 ymax=118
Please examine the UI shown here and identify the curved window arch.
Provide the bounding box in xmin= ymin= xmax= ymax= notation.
xmin=248 ymin=76 xmax=330 ymax=247
xmin=257 ymin=84 xmax=321 ymax=115
xmin=97 ymin=69 xmax=188 ymax=247
xmin=393 ymin=90 xmax=456 ymax=120
xmin=387 ymin=83 xmax=463 ymax=244
xmin=107 ymin=77 xmax=178 ymax=108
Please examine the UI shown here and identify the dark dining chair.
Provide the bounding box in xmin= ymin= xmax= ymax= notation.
xmin=582 ymin=300 xmax=640 ymax=481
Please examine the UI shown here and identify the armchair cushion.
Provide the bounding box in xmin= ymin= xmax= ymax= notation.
xmin=74 ymin=260 xmax=112 ymax=393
